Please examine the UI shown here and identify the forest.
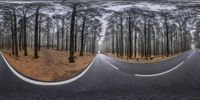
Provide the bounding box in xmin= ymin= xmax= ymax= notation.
xmin=101 ymin=5 xmax=197 ymax=60
xmin=0 ymin=1 xmax=199 ymax=80
xmin=0 ymin=2 xmax=103 ymax=62
xmin=0 ymin=1 xmax=106 ymax=81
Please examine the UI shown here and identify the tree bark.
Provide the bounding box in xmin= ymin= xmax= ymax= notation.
xmin=120 ymin=15 xmax=124 ymax=57
xmin=80 ymin=13 xmax=87 ymax=56
xmin=92 ymin=27 xmax=96 ymax=54
xmin=165 ymin=18 xmax=169 ymax=57
xmin=23 ymin=12 xmax=28 ymax=56
xmin=38 ymin=15 xmax=41 ymax=51
xmin=11 ymin=15 xmax=15 ymax=55
xmin=134 ymin=30 xmax=137 ymax=58
xmin=112 ymin=28 xmax=115 ymax=54
xmin=65 ymin=20 xmax=68 ymax=51
xmin=74 ymin=19 xmax=78 ymax=52
xmin=13 ymin=9 xmax=18 ymax=57
xmin=57 ymin=21 xmax=60 ymax=50
xmin=61 ymin=18 xmax=65 ymax=50
xmin=34 ymin=7 xmax=40 ymax=59
xmin=128 ymin=13 xmax=133 ymax=58
xmin=68 ymin=4 xmax=77 ymax=63
xmin=19 ymin=21 xmax=22 ymax=51
xmin=144 ymin=18 xmax=147 ymax=58
xmin=47 ymin=21 xmax=50 ymax=49
xmin=116 ymin=22 xmax=119 ymax=57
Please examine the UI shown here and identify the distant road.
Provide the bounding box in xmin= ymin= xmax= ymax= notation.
xmin=0 ymin=49 xmax=200 ymax=100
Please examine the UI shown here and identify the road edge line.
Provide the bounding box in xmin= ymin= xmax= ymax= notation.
xmin=104 ymin=50 xmax=191 ymax=64
xmin=187 ymin=51 xmax=194 ymax=59
xmin=0 ymin=51 xmax=96 ymax=86
xmin=134 ymin=61 xmax=185 ymax=77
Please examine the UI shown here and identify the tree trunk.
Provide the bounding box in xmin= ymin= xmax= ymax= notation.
xmin=153 ymin=29 xmax=156 ymax=56
xmin=57 ymin=21 xmax=60 ymax=50
xmin=116 ymin=23 xmax=119 ymax=57
xmin=19 ymin=22 xmax=22 ymax=51
xmin=68 ymin=4 xmax=77 ymax=63
xmin=112 ymin=28 xmax=115 ymax=54
xmin=128 ymin=14 xmax=132 ymax=58
xmin=134 ymin=30 xmax=137 ymax=58
xmin=120 ymin=15 xmax=124 ymax=57
xmin=61 ymin=18 xmax=65 ymax=50
xmin=52 ymin=26 xmax=55 ymax=49
xmin=11 ymin=15 xmax=15 ymax=55
xmin=34 ymin=7 xmax=40 ymax=59
xmin=147 ymin=21 xmax=151 ymax=58
xmin=38 ymin=15 xmax=41 ymax=51
xmin=179 ymin=25 xmax=183 ymax=52
xmin=74 ymin=19 xmax=78 ymax=53
xmin=161 ymin=33 xmax=164 ymax=58
xmin=65 ymin=20 xmax=68 ymax=51
xmin=47 ymin=21 xmax=50 ymax=49
xmin=144 ymin=18 xmax=147 ymax=58
xmin=92 ymin=27 xmax=97 ymax=54
xmin=165 ymin=18 xmax=169 ymax=57
xmin=80 ymin=14 xmax=87 ymax=56
xmin=13 ymin=9 xmax=18 ymax=57
xmin=23 ymin=13 xmax=28 ymax=56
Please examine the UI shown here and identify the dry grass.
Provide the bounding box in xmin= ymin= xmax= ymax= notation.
xmin=106 ymin=53 xmax=181 ymax=63
xmin=1 ymin=48 xmax=95 ymax=81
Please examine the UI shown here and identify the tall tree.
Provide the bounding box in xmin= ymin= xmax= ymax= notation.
xmin=68 ymin=4 xmax=78 ymax=63
xmin=20 ymin=6 xmax=28 ymax=56
xmin=34 ymin=6 xmax=41 ymax=59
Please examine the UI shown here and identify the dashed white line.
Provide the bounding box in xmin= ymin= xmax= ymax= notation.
xmin=0 ymin=51 xmax=96 ymax=86
xmin=135 ymin=61 xmax=185 ymax=77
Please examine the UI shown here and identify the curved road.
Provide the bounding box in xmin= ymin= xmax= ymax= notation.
xmin=0 ymin=49 xmax=200 ymax=100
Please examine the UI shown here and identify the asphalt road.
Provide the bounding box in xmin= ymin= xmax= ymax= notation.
xmin=0 ymin=49 xmax=200 ymax=100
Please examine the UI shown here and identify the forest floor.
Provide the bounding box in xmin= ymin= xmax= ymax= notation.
xmin=105 ymin=53 xmax=182 ymax=63
xmin=1 ymin=48 xmax=95 ymax=81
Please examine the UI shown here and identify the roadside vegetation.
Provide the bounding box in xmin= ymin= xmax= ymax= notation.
xmin=1 ymin=48 xmax=94 ymax=81
xmin=100 ymin=6 xmax=197 ymax=62
xmin=106 ymin=52 xmax=182 ymax=63
xmin=0 ymin=1 xmax=199 ymax=80
xmin=0 ymin=2 xmax=102 ymax=81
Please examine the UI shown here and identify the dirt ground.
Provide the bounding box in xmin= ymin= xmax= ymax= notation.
xmin=106 ymin=53 xmax=182 ymax=63
xmin=1 ymin=48 xmax=95 ymax=81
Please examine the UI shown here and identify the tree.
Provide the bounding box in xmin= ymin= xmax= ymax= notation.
xmin=79 ymin=10 xmax=87 ymax=56
xmin=46 ymin=17 xmax=52 ymax=49
xmin=20 ymin=5 xmax=28 ymax=56
xmin=34 ymin=6 xmax=41 ymax=59
xmin=68 ymin=4 xmax=78 ymax=63
xmin=79 ymin=7 xmax=102 ymax=56
xmin=119 ymin=13 xmax=124 ymax=57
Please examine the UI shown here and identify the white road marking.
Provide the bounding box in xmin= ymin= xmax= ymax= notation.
xmin=105 ymin=60 xmax=119 ymax=70
xmin=187 ymin=51 xmax=194 ymax=59
xmin=135 ymin=61 xmax=185 ymax=77
xmin=0 ymin=51 xmax=96 ymax=86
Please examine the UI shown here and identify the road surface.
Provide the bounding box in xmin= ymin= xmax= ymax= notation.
xmin=0 ymin=49 xmax=200 ymax=100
